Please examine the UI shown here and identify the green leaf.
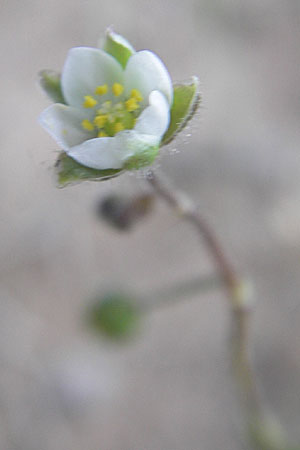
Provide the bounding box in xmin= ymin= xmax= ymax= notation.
xmin=103 ymin=28 xmax=135 ymax=69
xmin=39 ymin=70 xmax=66 ymax=104
xmin=55 ymin=152 xmax=121 ymax=187
xmin=161 ymin=76 xmax=200 ymax=146
xmin=87 ymin=293 xmax=140 ymax=340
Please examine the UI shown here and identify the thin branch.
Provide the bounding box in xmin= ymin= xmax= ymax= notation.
xmin=144 ymin=274 xmax=222 ymax=311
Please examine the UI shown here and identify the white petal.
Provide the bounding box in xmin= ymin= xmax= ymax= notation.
xmin=61 ymin=47 xmax=124 ymax=108
xmin=67 ymin=137 xmax=123 ymax=169
xmin=39 ymin=104 xmax=93 ymax=150
xmin=134 ymin=90 xmax=170 ymax=137
xmin=118 ymin=130 xmax=160 ymax=158
xmin=124 ymin=50 xmax=173 ymax=106
xmin=67 ymin=130 xmax=160 ymax=170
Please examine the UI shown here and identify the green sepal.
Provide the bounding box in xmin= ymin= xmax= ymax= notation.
xmin=55 ymin=152 xmax=121 ymax=187
xmin=161 ymin=76 xmax=200 ymax=146
xmin=87 ymin=293 xmax=140 ymax=340
xmin=39 ymin=70 xmax=66 ymax=104
xmin=103 ymin=28 xmax=135 ymax=69
xmin=123 ymin=145 xmax=159 ymax=170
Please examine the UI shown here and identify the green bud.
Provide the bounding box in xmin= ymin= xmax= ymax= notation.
xmin=87 ymin=293 xmax=140 ymax=340
xmin=39 ymin=70 xmax=65 ymax=104
xmin=162 ymin=77 xmax=201 ymax=146
xmin=55 ymin=152 xmax=121 ymax=187
xmin=103 ymin=28 xmax=135 ymax=69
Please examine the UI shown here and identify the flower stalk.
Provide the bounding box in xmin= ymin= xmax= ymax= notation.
xmin=146 ymin=169 xmax=293 ymax=450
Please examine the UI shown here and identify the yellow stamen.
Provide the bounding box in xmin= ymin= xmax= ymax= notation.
xmin=95 ymin=84 xmax=108 ymax=96
xmin=81 ymin=119 xmax=94 ymax=131
xmin=93 ymin=114 xmax=108 ymax=128
xmin=125 ymin=98 xmax=139 ymax=112
xmin=114 ymin=122 xmax=125 ymax=134
xmin=83 ymin=95 xmax=97 ymax=108
xmin=98 ymin=131 xmax=108 ymax=137
xmin=112 ymin=83 xmax=124 ymax=97
xmin=130 ymin=89 xmax=143 ymax=102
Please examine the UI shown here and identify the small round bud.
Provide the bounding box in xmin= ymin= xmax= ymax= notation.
xmin=86 ymin=293 xmax=140 ymax=340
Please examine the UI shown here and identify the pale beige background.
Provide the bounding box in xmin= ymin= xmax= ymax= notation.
xmin=1 ymin=1 xmax=300 ymax=449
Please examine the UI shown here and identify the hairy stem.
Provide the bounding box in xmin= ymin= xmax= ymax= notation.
xmin=146 ymin=169 xmax=289 ymax=450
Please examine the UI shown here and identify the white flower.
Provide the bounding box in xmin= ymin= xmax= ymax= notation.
xmin=39 ymin=32 xmax=173 ymax=170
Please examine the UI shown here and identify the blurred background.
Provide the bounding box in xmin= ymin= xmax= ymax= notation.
xmin=1 ymin=0 xmax=300 ymax=449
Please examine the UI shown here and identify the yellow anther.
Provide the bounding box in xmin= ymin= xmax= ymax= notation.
xmin=81 ymin=119 xmax=94 ymax=131
xmin=95 ymin=84 xmax=108 ymax=96
xmin=130 ymin=89 xmax=143 ymax=102
xmin=125 ymin=98 xmax=139 ymax=112
xmin=114 ymin=122 xmax=125 ymax=134
xmin=112 ymin=83 xmax=124 ymax=97
xmin=93 ymin=114 xmax=108 ymax=128
xmin=83 ymin=95 xmax=97 ymax=108
xmin=98 ymin=131 xmax=108 ymax=138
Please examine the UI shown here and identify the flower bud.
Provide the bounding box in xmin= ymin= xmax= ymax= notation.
xmin=98 ymin=193 xmax=154 ymax=230
xmin=86 ymin=293 xmax=140 ymax=340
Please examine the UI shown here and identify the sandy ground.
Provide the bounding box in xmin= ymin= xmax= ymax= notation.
xmin=1 ymin=0 xmax=300 ymax=449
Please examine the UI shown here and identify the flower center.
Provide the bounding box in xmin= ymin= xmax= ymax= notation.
xmin=81 ymin=83 xmax=143 ymax=138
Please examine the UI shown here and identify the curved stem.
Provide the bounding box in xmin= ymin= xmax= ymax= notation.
xmin=146 ymin=169 xmax=237 ymax=296
xmin=146 ymin=169 xmax=290 ymax=450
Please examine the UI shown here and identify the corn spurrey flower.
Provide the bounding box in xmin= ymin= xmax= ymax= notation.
xmin=39 ymin=29 xmax=200 ymax=186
